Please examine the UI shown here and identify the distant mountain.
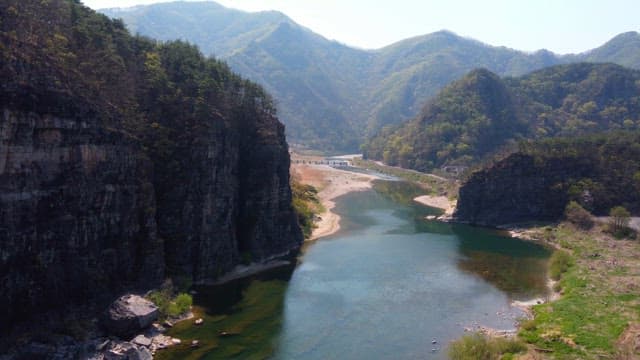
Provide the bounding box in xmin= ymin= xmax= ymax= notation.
xmin=363 ymin=63 xmax=640 ymax=171
xmin=571 ymin=31 xmax=640 ymax=69
xmin=102 ymin=2 xmax=640 ymax=152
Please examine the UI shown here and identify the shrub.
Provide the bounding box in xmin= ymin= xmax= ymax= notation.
xmin=564 ymin=201 xmax=594 ymax=230
xmin=174 ymin=293 xmax=193 ymax=314
xmin=608 ymin=206 xmax=632 ymax=238
xmin=448 ymin=333 xmax=526 ymax=360
xmin=549 ymin=250 xmax=572 ymax=280
xmin=146 ymin=279 xmax=192 ymax=319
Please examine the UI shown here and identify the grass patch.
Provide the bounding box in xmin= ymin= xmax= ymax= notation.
xmin=448 ymin=333 xmax=526 ymax=359
xmin=549 ymin=250 xmax=573 ymax=280
xmin=518 ymin=223 xmax=640 ymax=359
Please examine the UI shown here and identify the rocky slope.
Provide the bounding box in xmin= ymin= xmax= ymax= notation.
xmin=0 ymin=0 xmax=302 ymax=335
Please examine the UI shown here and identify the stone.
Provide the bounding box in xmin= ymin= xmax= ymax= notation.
xmin=105 ymin=341 xmax=152 ymax=360
xmin=132 ymin=335 xmax=152 ymax=347
xmin=105 ymin=295 xmax=159 ymax=338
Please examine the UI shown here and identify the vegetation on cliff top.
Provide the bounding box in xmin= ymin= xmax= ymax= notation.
xmin=454 ymin=132 xmax=640 ymax=227
xmin=516 ymin=132 xmax=640 ymax=215
xmin=363 ymin=63 xmax=640 ymax=171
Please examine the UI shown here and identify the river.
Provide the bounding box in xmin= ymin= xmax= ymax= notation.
xmin=158 ymin=180 xmax=550 ymax=360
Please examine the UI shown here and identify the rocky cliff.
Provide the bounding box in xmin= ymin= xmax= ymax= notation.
xmin=453 ymin=153 xmax=584 ymax=226
xmin=454 ymin=134 xmax=640 ymax=226
xmin=0 ymin=0 xmax=302 ymax=333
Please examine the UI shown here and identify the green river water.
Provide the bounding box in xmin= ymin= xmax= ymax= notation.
xmin=158 ymin=180 xmax=550 ymax=359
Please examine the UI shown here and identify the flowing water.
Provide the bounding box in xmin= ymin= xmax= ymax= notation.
xmin=158 ymin=181 xmax=550 ymax=360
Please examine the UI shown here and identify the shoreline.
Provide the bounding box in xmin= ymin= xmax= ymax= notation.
xmin=291 ymin=164 xmax=380 ymax=241
xmin=413 ymin=194 xmax=457 ymax=220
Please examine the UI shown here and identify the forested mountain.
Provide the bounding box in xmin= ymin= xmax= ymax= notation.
xmin=455 ymin=132 xmax=640 ymax=225
xmin=1 ymin=0 xmax=301 ymax=331
xmin=363 ymin=63 xmax=640 ymax=171
xmin=102 ymin=2 xmax=640 ymax=152
xmin=570 ymin=31 xmax=640 ymax=69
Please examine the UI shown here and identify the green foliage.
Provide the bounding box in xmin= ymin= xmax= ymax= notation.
xmin=147 ymin=279 xmax=193 ymax=319
xmin=364 ymin=63 xmax=640 ymax=172
xmin=609 ymin=206 xmax=632 ymax=238
xmin=447 ymin=333 xmax=526 ymax=360
xmin=102 ymin=5 xmax=640 ymax=152
xmin=564 ymin=201 xmax=594 ymax=229
xmin=291 ymin=181 xmax=322 ymax=239
xmin=458 ymin=132 xmax=640 ymax=223
xmin=549 ymin=250 xmax=573 ymax=281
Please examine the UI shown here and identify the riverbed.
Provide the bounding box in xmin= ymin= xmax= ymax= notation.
xmin=158 ymin=181 xmax=549 ymax=359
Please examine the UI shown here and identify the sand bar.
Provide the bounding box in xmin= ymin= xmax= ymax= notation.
xmin=291 ymin=164 xmax=379 ymax=240
xmin=413 ymin=195 xmax=457 ymax=217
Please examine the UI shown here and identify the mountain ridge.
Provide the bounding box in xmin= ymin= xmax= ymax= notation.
xmin=363 ymin=63 xmax=640 ymax=171
xmin=102 ymin=1 xmax=640 ymax=151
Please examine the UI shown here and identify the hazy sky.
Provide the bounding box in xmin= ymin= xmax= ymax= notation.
xmin=82 ymin=0 xmax=640 ymax=54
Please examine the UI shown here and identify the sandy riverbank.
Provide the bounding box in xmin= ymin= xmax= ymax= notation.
xmin=413 ymin=195 xmax=457 ymax=218
xmin=291 ymin=164 xmax=379 ymax=240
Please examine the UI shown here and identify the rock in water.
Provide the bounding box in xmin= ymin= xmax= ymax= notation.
xmin=105 ymin=295 xmax=159 ymax=338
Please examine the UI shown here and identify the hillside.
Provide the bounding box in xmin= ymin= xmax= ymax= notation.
xmin=363 ymin=63 xmax=640 ymax=171
xmin=454 ymin=132 xmax=640 ymax=226
xmin=0 ymin=0 xmax=302 ymax=334
xmin=102 ymin=2 xmax=640 ymax=152
xmin=571 ymin=31 xmax=640 ymax=69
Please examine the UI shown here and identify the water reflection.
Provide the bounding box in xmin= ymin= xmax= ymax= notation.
xmin=157 ymin=265 xmax=295 ymax=360
xmin=451 ymin=225 xmax=551 ymax=300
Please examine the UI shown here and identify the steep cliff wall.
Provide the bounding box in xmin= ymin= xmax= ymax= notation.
xmin=0 ymin=0 xmax=302 ymax=332
xmin=454 ymin=134 xmax=640 ymax=226
xmin=0 ymin=104 xmax=163 ymax=328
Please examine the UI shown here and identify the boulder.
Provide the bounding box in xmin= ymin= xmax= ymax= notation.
xmin=105 ymin=295 xmax=159 ymax=338
xmin=104 ymin=341 xmax=152 ymax=360
xmin=132 ymin=335 xmax=152 ymax=347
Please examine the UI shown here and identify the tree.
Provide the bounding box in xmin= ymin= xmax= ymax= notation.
xmin=564 ymin=201 xmax=594 ymax=230
xmin=609 ymin=206 xmax=631 ymax=235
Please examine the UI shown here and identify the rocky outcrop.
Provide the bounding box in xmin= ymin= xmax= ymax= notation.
xmin=0 ymin=105 xmax=164 ymax=330
xmin=454 ymin=133 xmax=640 ymax=227
xmin=453 ymin=153 xmax=591 ymax=226
xmin=105 ymin=295 xmax=159 ymax=339
xmin=0 ymin=0 xmax=302 ymax=336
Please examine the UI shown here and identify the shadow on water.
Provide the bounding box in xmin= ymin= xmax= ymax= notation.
xmin=375 ymin=179 xmax=551 ymax=300
xmin=451 ymin=224 xmax=551 ymax=301
xmin=156 ymin=264 xmax=296 ymax=360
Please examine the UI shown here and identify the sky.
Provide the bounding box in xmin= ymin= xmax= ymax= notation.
xmin=82 ymin=0 xmax=640 ymax=54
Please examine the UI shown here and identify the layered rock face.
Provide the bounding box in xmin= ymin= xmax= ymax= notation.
xmin=0 ymin=105 xmax=163 ymax=328
xmin=453 ymin=153 xmax=591 ymax=226
xmin=159 ymin=108 xmax=302 ymax=282
xmin=0 ymin=0 xmax=302 ymax=333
